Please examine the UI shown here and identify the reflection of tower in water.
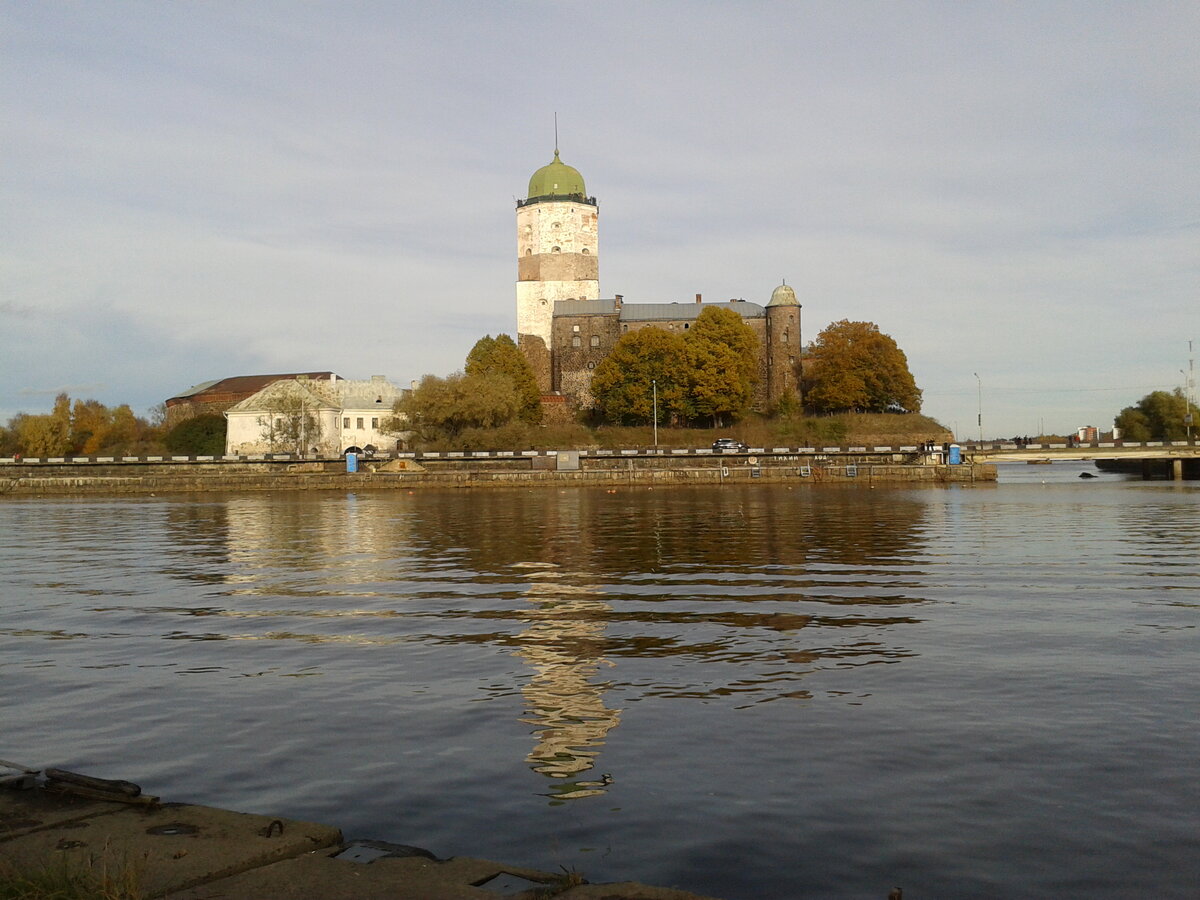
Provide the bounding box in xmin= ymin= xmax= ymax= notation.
xmin=515 ymin=564 xmax=621 ymax=800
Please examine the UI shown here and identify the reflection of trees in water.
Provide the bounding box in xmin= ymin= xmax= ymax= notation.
xmin=401 ymin=485 xmax=929 ymax=575
xmin=151 ymin=487 xmax=934 ymax=783
xmin=162 ymin=499 xmax=232 ymax=583
xmin=515 ymin=571 xmax=621 ymax=800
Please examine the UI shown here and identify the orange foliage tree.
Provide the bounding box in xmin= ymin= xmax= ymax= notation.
xmin=803 ymin=320 xmax=922 ymax=414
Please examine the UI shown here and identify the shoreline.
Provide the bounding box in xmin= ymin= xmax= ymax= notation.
xmin=0 ymin=778 xmax=718 ymax=899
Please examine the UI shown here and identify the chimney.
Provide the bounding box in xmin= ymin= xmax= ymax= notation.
xmin=614 ymin=294 xmax=623 ymax=309
xmin=695 ymin=293 xmax=702 ymax=304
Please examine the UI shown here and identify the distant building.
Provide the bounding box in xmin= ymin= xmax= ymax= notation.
xmin=515 ymin=150 xmax=802 ymax=411
xmin=165 ymin=372 xmax=338 ymax=427
xmin=224 ymin=375 xmax=407 ymax=456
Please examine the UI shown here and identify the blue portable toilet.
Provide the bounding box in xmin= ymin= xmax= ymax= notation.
xmin=948 ymin=444 xmax=962 ymax=465
xmin=346 ymin=452 xmax=358 ymax=473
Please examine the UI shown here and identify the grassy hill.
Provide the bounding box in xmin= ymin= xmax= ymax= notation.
xmin=411 ymin=413 xmax=953 ymax=452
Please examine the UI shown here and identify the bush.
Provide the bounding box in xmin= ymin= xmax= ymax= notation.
xmin=164 ymin=414 xmax=227 ymax=455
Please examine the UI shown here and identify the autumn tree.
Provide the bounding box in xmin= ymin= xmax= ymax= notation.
xmin=465 ymin=334 xmax=542 ymax=423
xmin=3 ymin=393 xmax=162 ymax=456
xmin=803 ymin=320 xmax=922 ymax=414
xmin=590 ymin=327 xmax=692 ymax=425
xmin=397 ymin=372 xmax=522 ymax=441
xmin=1114 ymin=389 xmax=1192 ymax=441
xmin=683 ymin=306 xmax=760 ymax=426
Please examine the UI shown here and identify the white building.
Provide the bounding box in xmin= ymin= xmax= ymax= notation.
xmin=224 ymin=374 xmax=408 ymax=456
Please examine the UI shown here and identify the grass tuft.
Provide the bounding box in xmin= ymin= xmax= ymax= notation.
xmin=0 ymin=850 xmax=144 ymax=900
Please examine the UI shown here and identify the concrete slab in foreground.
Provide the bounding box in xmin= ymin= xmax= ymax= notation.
xmin=0 ymin=792 xmax=341 ymax=897
xmin=0 ymin=786 xmax=719 ymax=899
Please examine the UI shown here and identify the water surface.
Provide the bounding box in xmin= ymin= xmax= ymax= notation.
xmin=1 ymin=462 xmax=1197 ymax=898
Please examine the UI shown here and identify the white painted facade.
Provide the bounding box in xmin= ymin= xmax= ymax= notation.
xmin=224 ymin=375 xmax=408 ymax=456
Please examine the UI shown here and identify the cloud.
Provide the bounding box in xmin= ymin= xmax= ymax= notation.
xmin=2 ymin=2 xmax=1197 ymax=436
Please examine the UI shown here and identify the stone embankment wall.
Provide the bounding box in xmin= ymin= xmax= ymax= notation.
xmin=0 ymin=456 xmax=995 ymax=495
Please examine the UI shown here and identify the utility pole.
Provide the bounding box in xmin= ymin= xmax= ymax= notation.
xmin=974 ymin=373 xmax=982 ymax=442
xmin=652 ymin=379 xmax=658 ymax=447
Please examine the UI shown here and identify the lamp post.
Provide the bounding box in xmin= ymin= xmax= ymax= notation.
xmin=974 ymin=372 xmax=982 ymax=443
xmin=1185 ymin=340 xmax=1196 ymax=441
xmin=652 ymin=379 xmax=658 ymax=447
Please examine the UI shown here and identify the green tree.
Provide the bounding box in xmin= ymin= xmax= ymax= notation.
xmin=803 ymin=320 xmax=922 ymax=414
xmin=1115 ymin=389 xmax=1191 ymax=441
xmin=590 ymin=328 xmax=692 ymax=425
xmin=683 ymin=306 xmax=759 ymax=426
xmin=399 ymin=371 xmax=522 ymax=441
xmin=465 ymin=334 xmax=542 ymax=423
xmin=165 ymin=414 xmax=227 ymax=455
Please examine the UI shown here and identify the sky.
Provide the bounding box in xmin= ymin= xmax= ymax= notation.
xmin=3 ymin=1 xmax=1197 ymax=440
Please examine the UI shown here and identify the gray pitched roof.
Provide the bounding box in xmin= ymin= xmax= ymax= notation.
xmin=554 ymin=298 xmax=620 ymax=316
xmin=619 ymin=301 xmax=765 ymax=322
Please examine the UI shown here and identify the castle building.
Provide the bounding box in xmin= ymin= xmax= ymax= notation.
xmin=516 ymin=151 xmax=801 ymax=411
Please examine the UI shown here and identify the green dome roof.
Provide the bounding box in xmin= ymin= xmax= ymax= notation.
xmin=767 ymin=281 xmax=799 ymax=307
xmin=528 ymin=150 xmax=587 ymax=199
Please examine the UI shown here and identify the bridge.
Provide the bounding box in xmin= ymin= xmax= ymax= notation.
xmin=964 ymin=439 xmax=1199 ymax=479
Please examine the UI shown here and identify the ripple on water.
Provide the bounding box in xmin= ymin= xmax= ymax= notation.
xmin=1 ymin=485 xmax=1197 ymax=899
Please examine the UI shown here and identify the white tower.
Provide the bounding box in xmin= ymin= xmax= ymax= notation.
xmin=516 ymin=150 xmax=599 ymax=391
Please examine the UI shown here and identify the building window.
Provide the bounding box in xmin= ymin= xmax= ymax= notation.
xmin=587 ymin=361 xmax=596 ymax=370
xmin=572 ymin=335 xmax=582 ymax=348
xmin=552 ymin=246 xmax=561 ymax=252
xmin=582 ymin=248 xmax=589 ymax=254
xmin=525 ymin=249 xmax=532 ymax=256
xmin=343 ymin=418 xmax=350 ymax=428
xmin=684 ymin=323 xmax=689 ymax=329
xmin=781 ymin=332 xmax=789 ymax=344
xmin=371 ymin=418 xmax=378 ymax=429
xmin=590 ymin=335 xmax=600 ymax=347
xmin=572 ymin=324 xmax=580 ymax=332
xmin=357 ymin=417 xmax=364 ymax=429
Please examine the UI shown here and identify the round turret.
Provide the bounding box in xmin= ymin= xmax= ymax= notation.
xmin=767 ymin=281 xmax=799 ymax=307
xmin=528 ymin=150 xmax=587 ymax=199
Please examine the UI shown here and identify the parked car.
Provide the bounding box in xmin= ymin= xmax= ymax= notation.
xmin=712 ymin=438 xmax=748 ymax=452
